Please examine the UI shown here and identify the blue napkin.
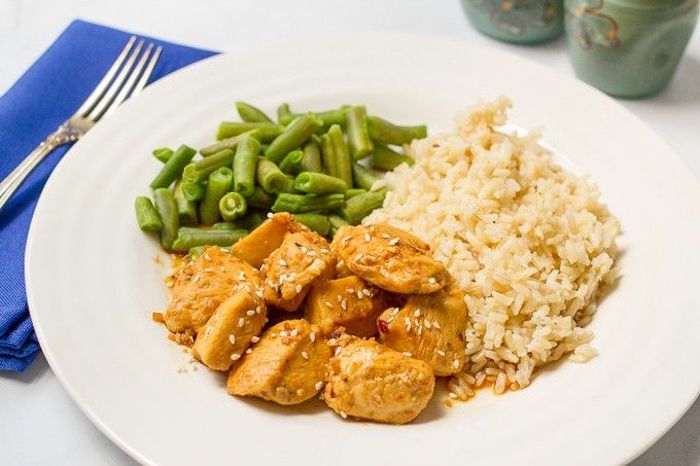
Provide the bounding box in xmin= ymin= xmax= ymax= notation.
xmin=0 ymin=20 xmax=216 ymax=372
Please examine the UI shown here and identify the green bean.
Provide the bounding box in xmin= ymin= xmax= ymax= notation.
xmin=277 ymin=103 xmax=291 ymax=124
xmin=246 ymin=186 xmax=275 ymax=209
xmin=339 ymin=189 xmax=387 ymax=225
xmin=217 ymin=122 xmax=283 ymax=142
xmin=283 ymin=174 xmax=299 ymax=193
xmin=301 ymin=140 xmax=323 ymax=173
xmin=271 ymin=193 xmax=345 ymax=214
xmin=213 ymin=222 xmax=238 ymax=230
xmin=371 ymin=144 xmax=415 ymax=170
xmin=152 ymin=148 xmax=173 ymax=164
xmin=181 ymin=180 xmax=205 ymax=202
xmin=183 ymin=149 xmax=235 ymax=183
xmin=366 ymin=116 xmax=427 ymax=145
xmin=199 ymin=167 xmax=233 ymax=225
xmin=351 ymin=162 xmax=381 ymax=191
xmin=293 ymin=213 xmax=331 ymax=236
xmin=235 ymin=101 xmax=273 ymax=123
xmin=279 ymin=150 xmax=304 ymax=175
xmin=319 ymin=134 xmax=336 ymax=179
xmin=329 ymin=215 xmax=348 ymax=235
xmin=265 ymin=114 xmax=323 ymax=164
xmin=150 ymin=145 xmax=196 ymax=189
xmin=344 ymin=188 xmax=367 ymax=199
xmin=328 ymin=124 xmax=353 ymax=187
xmin=237 ymin=210 xmax=268 ymax=230
xmin=219 ymin=192 xmax=248 ymax=221
xmin=174 ymin=181 xmax=198 ymax=225
xmin=153 ymin=188 xmax=179 ymax=249
xmin=134 ymin=196 xmax=162 ymax=232
xmin=345 ymin=106 xmax=373 ymax=160
xmin=256 ymin=157 xmax=288 ymax=194
xmin=200 ymin=129 xmax=260 ymax=157
xmin=188 ymin=245 xmax=206 ymax=258
xmin=171 ymin=227 xmax=248 ymax=252
xmin=294 ymin=172 xmax=347 ymax=194
xmin=280 ymin=106 xmax=349 ymax=128
xmin=233 ymin=135 xmax=260 ymax=197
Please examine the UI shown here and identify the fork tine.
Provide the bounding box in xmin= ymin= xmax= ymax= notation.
xmin=131 ymin=45 xmax=162 ymax=98
xmin=102 ymin=43 xmax=155 ymax=117
xmin=86 ymin=39 xmax=144 ymax=121
xmin=75 ymin=36 xmax=137 ymax=117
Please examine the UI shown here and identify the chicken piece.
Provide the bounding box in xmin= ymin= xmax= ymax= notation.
xmin=306 ymin=276 xmax=388 ymax=337
xmin=227 ymin=319 xmax=330 ymax=405
xmin=377 ymin=281 xmax=467 ymax=376
xmin=331 ymin=224 xmax=448 ymax=294
xmin=324 ymin=336 xmax=434 ymax=424
xmin=261 ymin=230 xmax=335 ymax=312
xmin=164 ymin=246 xmax=262 ymax=337
xmin=231 ymin=213 xmax=301 ymax=268
xmin=192 ymin=289 xmax=267 ymax=371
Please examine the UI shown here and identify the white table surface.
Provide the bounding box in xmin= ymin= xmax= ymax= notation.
xmin=1 ymin=1 xmax=698 ymax=465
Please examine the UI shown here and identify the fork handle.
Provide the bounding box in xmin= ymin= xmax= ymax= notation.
xmin=0 ymin=127 xmax=74 ymax=214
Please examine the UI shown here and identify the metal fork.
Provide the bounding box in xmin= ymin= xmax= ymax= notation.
xmin=0 ymin=37 xmax=162 ymax=213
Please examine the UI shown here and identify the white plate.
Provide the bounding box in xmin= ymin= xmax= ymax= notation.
xmin=26 ymin=33 xmax=700 ymax=466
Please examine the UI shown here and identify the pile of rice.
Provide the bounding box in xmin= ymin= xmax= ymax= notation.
xmin=365 ymin=97 xmax=621 ymax=398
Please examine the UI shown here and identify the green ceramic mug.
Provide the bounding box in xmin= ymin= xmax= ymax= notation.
xmin=564 ymin=0 xmax=699 ymax=98
xmin=461 ymin=0 xmax=565 ymax=44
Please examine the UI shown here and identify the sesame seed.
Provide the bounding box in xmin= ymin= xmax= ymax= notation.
xmin=289 ymin=328 xmax=299 ymax=337
xmin=301 ymin=351 xmax=309 ymax=359
xmin=229 ymin=335 xmax=236 ymax=345
xmin=230 ymin=353 xmax=241 ymax=360
xmin=336 ymin=294 xmax=343 ymax=302
xmin=238 ymin=318 xmax=245 ymax=327
xmin=320 ymin=248 xmax=329 ymax=254
xmin=279 ymin=259 xmax=287 ymax=267
xmin=271 ymin=332 xmax=277 ymax=337
xmin=204 ymin=268 xmax=213 ymax=273
xmin=414 ymin=309 xmax=421 ymax=318
xmin=424 ymin=319 xmax=432 ymax=329
xmin=346 ymin=288 xmax=355 ymax=294
xmin=324 ymin=301 xmax=333 ymax=309
xmin=245 ymin=348 xmax=253 ymax=354
xmin=364 ymin=233 xmax=371 ymax=242
xmin=381 ymin=233 xmax=390 ymax=239
xmin=448 ymin=392 xmax=457 ymax=399
xmin=334 ymin=347 xmax=342 ymax=356
xmin=403 ymin=352 xmax=413 ymax=357
xmin=356 ymin=291 xmax=364 ymax=299
xmin=428 ymin=277 xmax=437 ymax=284
xmin=389 ymin=237 xmax=399 ymax=246
xmin=295 ymin=284 xmax=302 ymax=293
xmin=238 ymin=272 xmax=246 ymax=280
xmin=296 ymin=388 xmax=305 ymax=396
xmin=193 ymin=275 xmax=201 ymax=283
xmin=204 ymin=253 xmax=211 ymax=261
xmin=362 ymin=288 xmax=372 ymax=296
xmin=340 ymin=411 xmax=348 ymax=419
xmin=340 ymin=299 xmax=347 ymax=310
xmin=267 ymin=212 xmax=274 ymax=219
xmin=436 ymin=350 xmax=446 ymax=357
xmin=279 ymin=330 xmax=288 ymax=338
xmin=308 ymin=250 xmax=317 ymax=257
xmin=453 ymin=359 xmax=460 ymax=368
xmin=404 ymin=317 xmax=412 ymax=331
xmin=315 ymin=381 xmax=323 ymax=391
xmin=433 ymin=321 xmax=441 ymax=329
xmin=255 ymin=289 xmax=264 ymax=298
xmin=391 ymin=307 xmax=400 ymax=315
xmin=166 ymin=281 xmax=174 ymax=288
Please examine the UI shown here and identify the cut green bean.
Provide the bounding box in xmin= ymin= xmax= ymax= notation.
xmin=171 ymin=227 xmax=248 ymax=252
xmin=328 ymin=124 xmax=353 ymax=187
xmin=277 ymin=103 xmax=291 ymax=124
xmin=319 ymin=134 xmax=336 ymax=179
xmin=366 ymin=116 xmax=427 ymax=145
xmin=235 ymin=101 xmax=273 ymax=123
xmin=351 ymin=162 xmax=381 ymax=191
xmin=174 ymin=181 xmax=198 ymax=225
xmin=213 ymin=222 xmax=238 ymax=230
xmin=153 ymin=188 xmax=179 ymax=249
xmin=344 ymin=188 xmax=367 ymax=199
xmin=294 ymin=172 xmax=348 ymax=194
xmin=200 ymin=129 xmax=260 ymax=157
xmin=183 ymin=149 xmax=235 ymax=183
xmin=233 ymin=135 xmax=260 ymax=197
xmin=279 ymin=150 xmax=304 ymax=175
xmin=246 ymin=186 xmax=275 ymax=209
xmin=265 ymin=114 xmax=323 ymax=164
xmin=340 ymin=189 xmax=387 ymax=225
xmin=219 ymin=192 xmax=248 ymax=221
xmin=152 ymin=148 xmax=173 ymax=164
xmin=329 ymin=215 xmax=348 ymax=235
xmin=150 ymin=145 xmax=196 ymax=189
xmin=237 ymin=210 xmax=268 ymax=230
xmin=271 ymin=193 xmax=345 ymax=214
xmin=181 ymin=180 xmax=205 ymax=202
xmin=217 ymin=122 xmax=283 ymax=142
xmin=256 ymin=157 xmax=288 ymax=194
xmin=345 ymin=106 xmax=373 ymax=160
xmin=371 ymin=144 xmax=415 ymax=170
xmin=283 ymin=174 xmax=299 ymax=193
xmin=199 ymin=167 xmax=233 ymax=225
xmin=293 ymin=213 xmax=331 ymax=236
xmin=301 ymin=140 xmax=323 ymax=173
xmin=280 ymin=106 xmax=349 ymax=128
xmin=135 ymin=196 xmax=162 ymax=232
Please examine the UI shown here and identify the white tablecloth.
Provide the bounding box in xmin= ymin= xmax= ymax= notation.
xmin=1 ymin=1 xmax=698 ymax=464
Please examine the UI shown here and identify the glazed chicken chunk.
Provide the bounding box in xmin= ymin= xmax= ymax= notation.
xmin=261 ymin=230 xmax=335 ymax=312
xmin=377 ymin=281 xmax=467 ymax=376
xmin=331 ymin=224 xmax=448 ymax=294
xmin=227 ymin=319 xmax=331 ymax=405
xmin=306 ymin=275 xmax=388 ymax=337
xmin=324 ymin=336 xmax=435 ymax=424
xmin=164 ymin=246 xmax=262 ymax=337
xmin=193 ymin=288 xmax=267 ymax=371
xmin=231 ymin=213 xmax=300 ymax=268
